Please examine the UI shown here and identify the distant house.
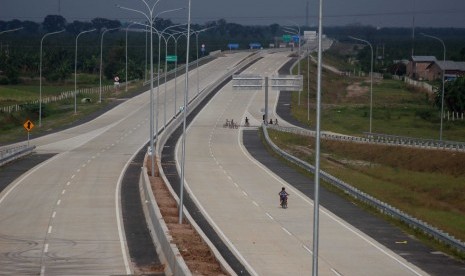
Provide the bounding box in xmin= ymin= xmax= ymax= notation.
xmin=407 ymin=56 xmax=437 ymax=80
xmin=426 ymin=61 xmax=465 ymax=81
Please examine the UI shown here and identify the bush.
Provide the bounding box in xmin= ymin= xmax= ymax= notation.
xmin=415 ymin=109 xmax=434 ymax=121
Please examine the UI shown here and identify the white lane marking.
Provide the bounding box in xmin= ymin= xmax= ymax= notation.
xmin=234 ymin=183 xmax=239 ymax=188
xmin=44 ymin=243 xmax=49 ymax=253
xmin=252 ymin=201 xmax=259 ymax=207
xmin=331 ymin=268 xmax=343 ymax=276
xmin=92 ymin=155 xmax=96 ymax=159
xmin=115 ymin=147 xmax=137 ymax=275
xmin=282 ymin=227 xmax=292 ymax=236
xmin=71 ymin=174 xmax=75 ymax=179
xmin=82 ymin=164 xmax=86 ymax=168
xmin=62 ymin=190 xmax=66 ymax=195
xmin=52 ymin=211 xmax=56 ymax=218
xmin=40 ymin=266 xmax=45 ymax=276
xmin=266 ymin=212 xmax=274 ymax=220
xmin=87 ymin=159 xmax=91 ymax=163
xmin=66 ymin=182 xmax=71 ymax=186
xmin=237 ymin=113 xmax=424 ymax=276
xmin=303 ymin=245 xmax=313 ymax=255
xmin=242 ymin=191 xmax=248 ymax=197
xmin=48 ymin=226 xmax=52 ymax=234
xmin=227 ymin=175 xmax=232 ymax=181
xmin=56 ymin=200 xmax=61 ymax=206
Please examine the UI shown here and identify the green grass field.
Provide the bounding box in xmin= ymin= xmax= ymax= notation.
xmin=268 ymin=128 xmax=465 ymax=257
xmin=0 ymin=78 xmax=142 ymax=145
xmin=292 ymin=57 xmax=465 ymax=142
xmin=272 ymin=51 xmax=465 ymax=258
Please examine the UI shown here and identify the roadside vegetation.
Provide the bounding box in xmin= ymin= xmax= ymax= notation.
xmin=293 ymin=43 xmax=465 ymax=141
xmin=270 ymin=42 xmax=465 ymax=259
xmin=268 ymin=128 xmax=465 ymax=259
xmin=0 ymin=75 xmax=144 ymax=145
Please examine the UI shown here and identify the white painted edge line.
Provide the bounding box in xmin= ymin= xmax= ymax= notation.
xmin=236 ymin=87 xmax=424 ymax=274
xmin=115 ymin=147 xmax=140 ymax=275
xmin=0 ymin=153 xmax=62 ymax=205
xmin=174 ymin=81 xmax=259 ymax=276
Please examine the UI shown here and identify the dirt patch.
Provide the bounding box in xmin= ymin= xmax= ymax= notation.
xmin=147 ymin=158 xmax=227 ymax=276
xmin=346 ymin=82 xmax=368 ymax=98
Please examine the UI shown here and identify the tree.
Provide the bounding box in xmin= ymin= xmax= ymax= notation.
xmin=104 ymin=45 xmax=125 ymax=80
xmin=43 ymin=49 xmax=72 ymax=82
xmin=387 ymin=62 xmax=406 ymax=76
xmin=269 ymin=23 xmax=280 ymax=36
xmin=22 ymin=21 xmax=40 ymax=33
xmin=440 ymin=77 xmax=465 ymax=113
xmin=43 ymin=15 xmax=67 ymax=32
xmin=6 ymin=19 xmax=22 ymax=29
xmin=66 ymin=20 xmax=93 ymax=35
xmin=460 ymin=47 xmax=465 ymax=61
xmin=91 ymin=18 xmax=121 ymax=32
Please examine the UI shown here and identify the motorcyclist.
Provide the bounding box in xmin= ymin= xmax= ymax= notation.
xmin=279 ymin=187 xmax=289 ymax=207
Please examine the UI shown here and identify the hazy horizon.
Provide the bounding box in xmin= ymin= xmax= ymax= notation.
xmin=1 ymin=0 xmax=465 ymax=28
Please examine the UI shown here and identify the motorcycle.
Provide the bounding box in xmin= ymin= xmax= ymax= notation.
xmin=280 ymin=194 xmax=288 ymax=209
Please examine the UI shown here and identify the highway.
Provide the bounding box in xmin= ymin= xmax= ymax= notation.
xmin=0 ymin=52 xmax=250 ymax=275
xmin=176 ymin=50 xmax=429 ymax=275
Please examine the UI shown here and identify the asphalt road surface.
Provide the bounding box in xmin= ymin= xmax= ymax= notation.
xmin=176 ymin=50 xmax=430 ymax=275
xmin=0 ymin=52 xmax=250 ymax=275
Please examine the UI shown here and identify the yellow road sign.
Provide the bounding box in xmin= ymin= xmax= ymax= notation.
xmin=23 ymin=120 xmax=34 ymax=131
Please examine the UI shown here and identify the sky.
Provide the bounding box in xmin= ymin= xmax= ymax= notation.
xmin=1 ymin=0 xmax=465 ymax=28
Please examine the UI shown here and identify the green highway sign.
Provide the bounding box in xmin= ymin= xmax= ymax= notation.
xmin=282 ymin=35 xmax=292 ymax=43
xmin=166 ymin=55 xmax=177 ymax=62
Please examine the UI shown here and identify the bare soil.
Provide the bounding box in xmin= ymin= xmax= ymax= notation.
xmin=147 ymin=158 xmax=227 ymax=276
xmin=346 ymin=82 xmax=368 ymax=98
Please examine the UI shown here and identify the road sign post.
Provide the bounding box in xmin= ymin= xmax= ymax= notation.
xmin=166 ymin=55 xmax=177 ymax=62
xmin=23 ymin=120 xmax=34 ymax=146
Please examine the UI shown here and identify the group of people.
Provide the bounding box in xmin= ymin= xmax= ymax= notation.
xmin=224 ymin=116 xmax=279 ymax=128
xmin=224 ymin=119 xmax=238 ymax=128
xmin=261 ymin=114 xmax=278 ymax=125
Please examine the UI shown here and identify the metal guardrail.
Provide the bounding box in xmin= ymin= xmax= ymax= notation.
xmin=149 ymin=52 xmax=263 ymax=276
xmin=262 ymin=125 xmax=465 ymax=255
xmin=0 ymin=145 xmax=36 ymax=167
xmin=364 ymin=132 xmax=465 ymax=151
xmin=268 ymin=125 xmax=465 ymax=153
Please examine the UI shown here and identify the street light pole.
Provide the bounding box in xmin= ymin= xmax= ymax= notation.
xmin=100 ymin=27 xmax=119 ymax=103
xmin=75 ymin=28 xmax=96 ymax=115
xmin=117 ymin=2 xmax=182 ymax=177
xmin=171 ymin=33 xmax=184 ymax=117
xmin=0 ymin=27 xmax=23 ymax=35
xmin=39 ymin=29 xmax=64 ymax=127
xmin=349 ymin=36 xmax=374 ymax=134
xmin=283 ymin=24 xmax=302 ymax=105
xmin=193 ymin=27 xmax=213 ymax=96
xmin=157 ymin=24 xmax=185 ymax=128
xmin=124 ymin=23 xmax=139 ymax=93
xmin=179 ymin=0 xmax=192 ymax=224
xmin=422 ymin=33 xmax=446 ymax=141
xmin=313 ymin=1 xmax=324 ymax=274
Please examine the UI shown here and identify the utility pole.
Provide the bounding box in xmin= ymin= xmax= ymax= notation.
xmin=306 ymin=1 xmax=309 ymax=27
xmin=411 ymin=0 xmax=415 ymax=57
